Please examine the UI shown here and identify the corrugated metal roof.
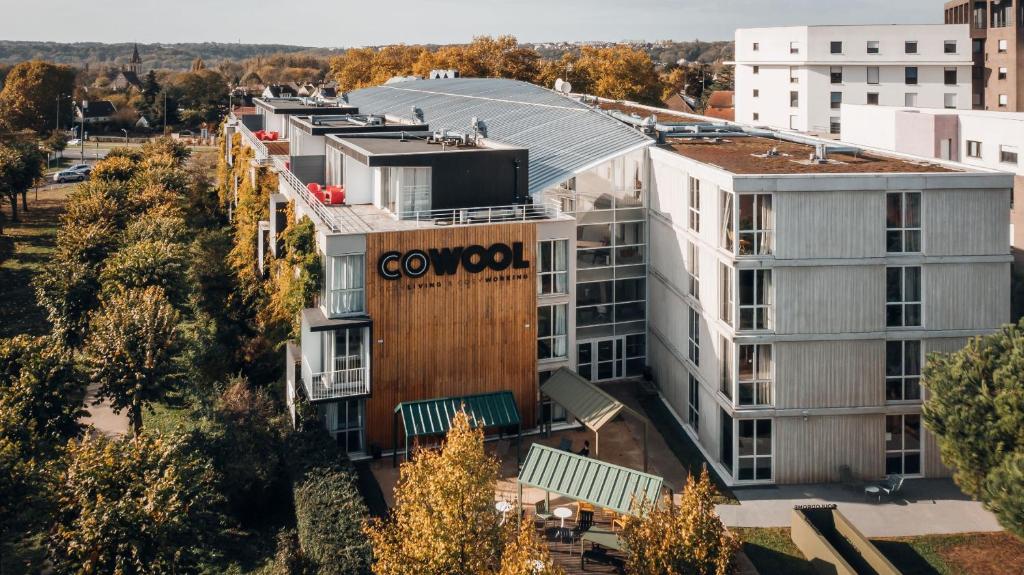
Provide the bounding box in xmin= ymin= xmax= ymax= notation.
xmin=518 ymin=443 xmax=664 ymax=515
xmin=345 ymin=78 xmax=653 ymax=195
xmin=541 ymin=367 xmax=624 ymax=432
xmin=395 ymin=391 xmax=520 ymax=438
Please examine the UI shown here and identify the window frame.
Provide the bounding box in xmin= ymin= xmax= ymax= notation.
xmin=687 ymin=240 xmax=700 ymax=300
xmin=830 ymin=66 xmax=843 ymax=84
xmin=737 ymin=193 xmax=773 ymax=256
xmin=886 ymin=191 xmax=922 ymax=254
xmin=885 ymin=414 xmax=922 ymax=476
xmin=688 ymin=176 xmax=701 ymax=233
xmin=537 ymin=303 xmax=568 ymax=361
xmin=537 ymin=238 xmax=569 ymax=295
xmin=966 ymin=140 xmax=982 ymax=159
xmin=326 ymin=253 xmax=366 ymax=317
xmin=867 ymin=40 xmax=880 ymax=54
xmin=905 ymin=66 xmax=919 ymax=85
xmin=688 ymin=306 xmax=700 ymax=366
xmin=737 ymin=343 xmax=773 ymax=407
xmin=687 ymin=373 xmax=700 ymax=432
xmin=867 ymin=66 xmax=880 ymax=85
xmin=944 ymin=40 xmax=958 ymax=54
xmin=736 ymin=418 xmax=773 ymax=482
xmin=905 ymin=40 xmax=919 ymax=54
xmin=886 ymin=340 xmax=922 ymax=402
xmin=830 ymin=41 xmax=843 ymax=54
xmin=1000 ymin=145 xmax=1019 ymax=165
xmin=867 ymin=92 xmax=880 ymax=105
xmin=944 ymin=67 xmax=958 ymax=86
xmin=886 ymin=266 xmax=923 ymax=328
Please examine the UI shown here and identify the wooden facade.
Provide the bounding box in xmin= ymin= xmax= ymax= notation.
xmin=364 ymin=223 xmax=538 ymax=450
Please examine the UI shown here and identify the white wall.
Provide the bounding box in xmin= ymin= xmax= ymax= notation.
xmin=736 ymin=25 xmax=973 ymax=132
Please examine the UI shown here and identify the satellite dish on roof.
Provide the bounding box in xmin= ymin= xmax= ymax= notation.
xmin=554 ymin=78 xmax=564 ymax=92
xmin=560 ymin=81 xmax=572 ymax=95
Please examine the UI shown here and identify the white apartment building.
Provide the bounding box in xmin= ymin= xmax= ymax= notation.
xmin=646 ymin=130 xmax=1012 ymax=485
xmin=735 ymin=25 xmax=973 ymax=135
xmin=840 ymin=104 xmax=1024 ymax=261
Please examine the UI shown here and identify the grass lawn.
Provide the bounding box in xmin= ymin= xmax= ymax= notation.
xmin=733 ymin=527 xmax=817 ymax=575
xmin=0 ymin=185 xmax=68 ymax=339
xmin=873 ymin=532 xmax=1024 ymax=575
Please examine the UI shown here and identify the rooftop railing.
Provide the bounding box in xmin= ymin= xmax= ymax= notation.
xmin=399 ymin=201 xmax=563 ymax=225
xmin=271 ymin=156 xmax=344 ymax=233
xmin=236 ymin=120 xmax=270 ymax=165
xmin=301 ymin=358 xmax=370 ymax=401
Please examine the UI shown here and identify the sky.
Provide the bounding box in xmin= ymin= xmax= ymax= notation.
xmin=2 ymin=0 xmax=944 ymax=46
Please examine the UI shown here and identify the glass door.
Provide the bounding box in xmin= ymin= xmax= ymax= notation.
xmin=577 ymin=338 xmax=628 ymax=382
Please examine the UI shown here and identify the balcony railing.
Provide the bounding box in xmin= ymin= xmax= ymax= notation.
xmin=272 ymin=156 xmax=345 ymax=233
xmin=301 ymin=359 xmax=370 ymax=401
xmin=236 ymin=120 xmax=270 ymax=165
xmin=399 ymin=201 xmax=562 ymax=225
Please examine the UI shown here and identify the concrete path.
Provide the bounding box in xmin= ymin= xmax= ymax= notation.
xmin=80 ymin=383 xmax=130 ymax=437
xmin=716 ymin=479 xmax=1003 ymax=537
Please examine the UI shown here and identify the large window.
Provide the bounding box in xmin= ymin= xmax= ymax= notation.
xmin=323 ymin=399 xmax=365 ymax=454
xmin=886 ymin=192 xmax=921 ymax=253
xmin=576 ymin=221 xmax=645 ymax=270
xmin=321 ymin=327 xmax=366 ymax=385
xmin=738 ymin=419 xmax=773 ymax=481
xmin=538 ymin=304 xmax=568 ymax=360
xmin=538 ymin=239 xmax=568 ymax=295
xmin=687 ymin=373 xmax=700 ymax=432
xmin=738 ymin=194 xmax=773 ymax=256
xmin=738 ymin=344 xmax=773 ymax=406
xmin=720 ymin=263 xmax=734 ymax=327
xmin=386 ymin=166 xmax=431 ymax=218
xmin=886 ymin=266 xmax=922 ymax=327
xmin=905 ymin=67 xmax=919 ymax=85
xmin=327 ymin=254 xmax=365 ymax=316
xmin=687 ymin=241 xmax=700 ymax=300
xmin=688 ymin=177 xmax=701 ymax=232
xmin=886 ymin=340 xmax=922 ymax=402
xmin=886 ymin=414 xmax=921 ymax=475
xmin=739 ymin=269 xmax=773 ymax=331
xmin=720 ymin=336 xmax=733 ymax=400
xmin=576 ymin=278 xmax=646 ymax=327
xmin=688 ymin=306 xmax=700 ymax=366
xmin=721 ymin=190 xmax=734 ymax=251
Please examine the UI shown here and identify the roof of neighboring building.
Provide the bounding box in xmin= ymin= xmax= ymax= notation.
xmin=345 ymin=78 xmax=653 ymax=194
xmin=664 ymin=135 xmax=956 ymax=175
xmin=664 ymin=93 xmax=697 ymax=114
xmin=707 ymin=91 xmax=734 ymax=108
xmin=78 ymin=100 xmax=117 ymax=118
xmin=395 ymin=391 xmax=521 ymax=439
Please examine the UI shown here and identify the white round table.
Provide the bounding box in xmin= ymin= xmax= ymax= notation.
xmin=495 ymin=501 xmax=512 ymax=518
xmin=553 ymin=506 xmax=573 ymax=528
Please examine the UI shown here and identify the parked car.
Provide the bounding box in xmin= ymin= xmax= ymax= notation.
xmin=66 ymin=138 xmax=82 ymax=146
xmin=68 ymin=164 xmax=90 ymax=173
xmin=53 ymin=169 xmax=86 ymax=183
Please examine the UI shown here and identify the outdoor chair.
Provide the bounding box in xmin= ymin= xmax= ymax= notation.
xmin=880 ymin=475 xmax=905 ymax=500
xmin=568 ymin=511 xmax=594 ymax=555
xmin=558 ymin=437 xmax=573 ymax=452
xmin=533 ymin=499 xmax=554 ymax=529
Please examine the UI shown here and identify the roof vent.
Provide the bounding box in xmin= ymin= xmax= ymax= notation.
xmin=411 ymin=106 xmax=424 ymax=122
xmin=766 ymin=147 xmax=779 ymax=157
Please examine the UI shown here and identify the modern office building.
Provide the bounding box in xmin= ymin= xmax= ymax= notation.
xmin=227 ymin=79 xmax=1013 ymax=486
xmin=944 ymin=0 xmax=1023 ymax=111
xmin=734 ymin=25 xmax=973 ymax=135
xmin=646 ymin=126 xmax=1012 ymax=485
xmin=840 ymin=103 xmax=1023 ymax=263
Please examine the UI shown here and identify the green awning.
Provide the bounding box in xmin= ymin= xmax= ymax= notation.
xmin=541 ymin=367 xmax=626 ymax=432
xmin=517 ymin=443 xmax=664 ymax=516
xmin=395 ymin=391 xmax=520 ymax=438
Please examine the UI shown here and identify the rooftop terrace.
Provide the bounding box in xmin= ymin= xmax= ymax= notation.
xmin=664 ymin=136 xmax=958 ymax=175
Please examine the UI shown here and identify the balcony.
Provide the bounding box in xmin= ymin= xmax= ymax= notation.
xmin=236 ymin=120 xmax=270 ymax=164
xmin=301 ymin=359 xmax=370 ymax=401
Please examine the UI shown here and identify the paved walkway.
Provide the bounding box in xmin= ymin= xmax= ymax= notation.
xmin=716 ymin=479 xmax=1003 ymax=537
xmin=80 ymin=383 xmax=130 ymax=437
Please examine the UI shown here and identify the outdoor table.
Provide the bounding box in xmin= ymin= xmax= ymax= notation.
xmin=495 ymin=501 xmax=512 ymax=522
xmin=864 ymin=485 xmax=881 ymax=501
xmin=580 ymin=526 xmax=624 ymax=553
xmin=553 ymin=506 xmax=573 ymax=541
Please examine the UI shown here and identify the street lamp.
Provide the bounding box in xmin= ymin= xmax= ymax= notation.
xmin=121 ymin=129 xmax=129 ymax=144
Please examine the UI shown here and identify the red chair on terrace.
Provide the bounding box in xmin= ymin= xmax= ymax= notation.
xmin=325 ymin=185 xmax=346 ymax=205
xmin=254 ymin=130 xmax=266 ymax=140
xmin=267 ymin=131 xmax=279 ymax=141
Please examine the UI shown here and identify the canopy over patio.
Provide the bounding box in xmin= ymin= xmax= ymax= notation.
xmin=517 ymin=443 xmax=665 ymax=516
xmin=393 ymin=391 xmax=522 ymax=466
xmin=541 ymin=367 xmax=651 ymax=471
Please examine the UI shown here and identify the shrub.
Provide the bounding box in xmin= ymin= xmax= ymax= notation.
xmin=294 ymin=466 xmax=372 ymax=575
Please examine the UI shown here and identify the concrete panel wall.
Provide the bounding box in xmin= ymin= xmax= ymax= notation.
xmin=775 ymin=266 xmax=886 ymax=335
xmin=775 ymin=340 xmax=886 ymax=409
xmin=775 ymin=414 xmax=885 ymax=484
xmin=924 ymin=262 xmax=1010 ymax=330
xmin=924 ymin=188 xmax=1011 ymax=256
xmin=774 ymin=190 xmax=885 ymax=260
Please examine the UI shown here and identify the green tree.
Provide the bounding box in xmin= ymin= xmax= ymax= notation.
xmin=922 ymin=321 xmax=1024 ymax=538
xmin=294 ymin=467 xmax=373 ymax=575
xmin=81 ymin=286 xmax=185 ymax=435
xmin=0 ymin=141 xmax=44 ymax=222
xmin=620 ymin=467 xmax=738 ymax=575
xmin=0 ymin=335 xmax=84 ymax=444
xmin=48 ymin=433 xmax=222 ymax=574
xmin=99 ymin=238 xmax=194 ymax=309
xmin=0 ymin=60 xmax=76 ymax=134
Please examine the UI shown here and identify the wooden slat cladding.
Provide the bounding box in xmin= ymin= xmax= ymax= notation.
xmin=775 ymin=340 xmax=886 ymax=409
xmin=365 ymin=223 xmax=538 ymax=451
xmin=774 ymin=191 xmax=885 ymax=260
xmin=775 ymin=414 xmax=885 ymax=484
xmin=775 ymin=266 xmax=886 ymax=335
xmin=924 ymin=263 xmax=1010 ymax=331
xmin=924 ymin=188 xmax=1011 ymax=257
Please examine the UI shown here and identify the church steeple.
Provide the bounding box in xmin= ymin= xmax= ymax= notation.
xmin=129 ymin=43 xmax=141 ymax=75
